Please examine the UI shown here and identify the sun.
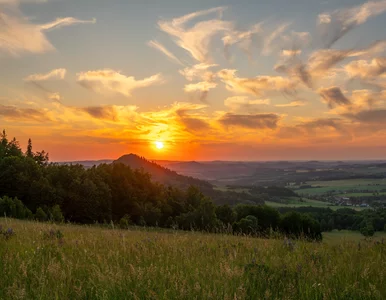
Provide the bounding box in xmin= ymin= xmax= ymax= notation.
xmin=155 ymin=141 xmax=164 ymax=150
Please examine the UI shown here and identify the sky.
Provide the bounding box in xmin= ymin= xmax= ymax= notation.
xmin=1 ymin=0 xmax=386 ymax=161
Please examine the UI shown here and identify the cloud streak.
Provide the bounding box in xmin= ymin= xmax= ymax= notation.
xmin=24 ymin=68 xmax=66 ymax=81
xmin=219 ymin=113 xmax=280 ymax=129
xmin=147 ymin=40 xmax=183 ymax=65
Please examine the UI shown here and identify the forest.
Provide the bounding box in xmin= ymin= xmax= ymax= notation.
xmin=1 ymin=130 xmax=385 ymax=240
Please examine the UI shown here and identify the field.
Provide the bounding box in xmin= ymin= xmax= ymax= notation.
xmin=323 ymin=230 xmax=386 ymax=245
xmin=294 ymin=179 xmax=386 ymax=196
xmin=1 ymin=219 xmax=386 ymax=299
xmin=265 ymin=198 xmax=331 ymax=208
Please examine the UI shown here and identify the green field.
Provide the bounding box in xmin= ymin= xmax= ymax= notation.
xmin=265 ymin=198 xmax=331 ymax=208
xmin=323 ymin=230 xmax=386 ymax=245
xmin=294 ymin=179 xmax=386 ymax=196
xmin=1 ymin=218 xmax=386 ymax=299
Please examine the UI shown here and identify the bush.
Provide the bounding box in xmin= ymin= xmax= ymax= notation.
xmin=50 ymin=205 xmax=64 ymax=223
xmin=233 ymin=215 xmax=259 ymax=235
xmin=360 ymin=224 xmax=375 ymax=237
xmin=0 ymin=196 xmax=32 ymax=219
xmin=119 ymin=214 xmax=131 ymax=229
xmin=35 ymin=207 xmax=48 ymax=222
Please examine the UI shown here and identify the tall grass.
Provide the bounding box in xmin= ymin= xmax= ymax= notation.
xmin=0 ymin=218 xmax=385 ymax=299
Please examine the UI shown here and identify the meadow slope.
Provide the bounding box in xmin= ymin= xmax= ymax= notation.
xmin=0 ymin=218 xmax=385 ymax=299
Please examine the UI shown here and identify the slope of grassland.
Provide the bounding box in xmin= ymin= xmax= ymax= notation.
xmin=1 ymin=218 xmax=385 ymax=299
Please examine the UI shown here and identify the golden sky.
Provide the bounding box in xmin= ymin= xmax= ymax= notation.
xmin=1 ymin=0 xmax=386 ymax=161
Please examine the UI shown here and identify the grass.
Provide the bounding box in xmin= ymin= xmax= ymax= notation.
xmin=1 ymin=218 xmax=386 ymax=299
xmin=265 ymin=198 xmax=334 ymax=209
xmin=323 ymin=230 xmax=386 ymax=245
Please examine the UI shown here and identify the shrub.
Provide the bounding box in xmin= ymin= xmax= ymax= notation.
xmin=119 ymin=214 xmax=131 ymax=229
xmin=35 ymin=207 xmax=48 ymax=222
xmin=360 ymin=224 xmax=375 ymax=237
xmin=50 ymin=205 xmax=64 ymax=223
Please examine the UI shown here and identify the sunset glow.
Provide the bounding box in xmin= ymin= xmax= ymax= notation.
xmin=155 ymin=141 xmax=164 ymax=150
xmin=1 ymin=0 xmax=386 ymax=161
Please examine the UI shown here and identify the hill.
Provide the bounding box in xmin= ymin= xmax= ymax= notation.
xmin=1 ymin=218 xmax=385 ymax=299
xmin=114 ymin=154 xmax=213 ymax=190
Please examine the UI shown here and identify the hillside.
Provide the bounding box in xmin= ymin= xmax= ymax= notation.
xmin=1 ymin=218 xmax=385 ymax=299
xmin=114 ymin=154 xmax=213 ymax=189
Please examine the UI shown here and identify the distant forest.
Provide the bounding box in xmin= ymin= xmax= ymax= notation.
xmin=1 ymin=130 xmax=385 ymax=239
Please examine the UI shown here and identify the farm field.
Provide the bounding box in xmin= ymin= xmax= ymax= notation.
xmin=1 ymin=218 xmax=385 ymax=299
xmin=294 ymin=179 xmax=386 ymax=196
xmin=265 ymin=198 xmax=332 ymax=208
xmin=264 ymin=199 xmax=368 ymax=211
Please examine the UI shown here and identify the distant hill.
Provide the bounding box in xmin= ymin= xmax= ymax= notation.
xmin=114 ymin=154 xmax=213 ymax=189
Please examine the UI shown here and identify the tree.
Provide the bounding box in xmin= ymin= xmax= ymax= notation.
xmin=26 ymin=138 xmax=34 ymax=158
xmin=34 ymin=150 xmax=49 ymax=166
xmin=360 ymin=224 xmax=375 ymax=237
xmin=216 ymin=205 xmax=235 ymax=225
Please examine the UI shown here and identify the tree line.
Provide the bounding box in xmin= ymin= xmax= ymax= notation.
xmin=0 ymin=130 xmax=323 ymax=239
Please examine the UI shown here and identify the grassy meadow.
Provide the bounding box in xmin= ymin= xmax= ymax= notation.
xmin=1 ymin=218 xmax=385 ymax=299
xmin=294 ymin=179 xmax=386 ymax=196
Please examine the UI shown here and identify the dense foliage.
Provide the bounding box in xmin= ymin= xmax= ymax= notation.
xmin=276 ymin=206 xmax=386 ymax=237
xmin=0 ymin=130 xmax=324 ymax=239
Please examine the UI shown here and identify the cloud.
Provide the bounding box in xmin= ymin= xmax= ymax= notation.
xmin=345 ymin=57 xmax=386 ymax=79
xmin=344 ymin=109 xmax=386 ymax=124
xmin=218 ymin=69 xmax=295 ymax=96
xmin=180 ymin=63 xmax=218 ymax=101
xmin=277 ymin=117 xmax=350 ymax=141
xmin=318 ymin=0 xmax=386 ymax=47
xmin=262 ymin=23 xmax=290 ymax=55
xmin=77 ymin=106 xmax=118 ymax=121
xmin=24 ymin=68 xmax=66 ymax=81
xmin=319 ymin=86 xmax=351 ymax=108
xmin=147 ymin=40 xmax=183 ymax=65
xmin=275 ymin=100 xmax=306 ymax=107
xmin=39 ymin=17 xmax=96 ymax=31
xmin=184 ymin=81 xmax=217 ymax=93
xmin=158 ymin=6 xmax=233 ymax=62
xmin=222 ymin=23 xmax=263 ymax=60
xmin=0 ymin=104 xmax=49 ymax=122
xmin=176 ymin=108 xmax=210 ymax=132
xmin=281 ymin=49 xmax=302 ymax=57
xmin=276 ymin=39 xmax=386 ymax=87
xmin=224 ymin=96 xmax=270 ymax=111
xmin=77 ymin=69 xmax=163 ymax=97
xmin=179 ymin=63 xmax=217 ymax=81
xmin=0 ymin=8 xmax=96 ymax=56
xmin=219 ymin=113 xmax=280 ymax=129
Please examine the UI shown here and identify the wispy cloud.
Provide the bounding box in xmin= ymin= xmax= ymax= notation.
xmin=275 ymin=100 xmax=306 ymax=107
xmin=319 ymin=86 xmax=351 ymax=108
xmin=318 ymin=0 xmax=386 ymax=47
xmin=0 ymin=6 xmax=96 ymax=56
xmin=0 ymin=104 xmax=50 ymax=122
xmin=158 ymin=6 xmax=232 ymax=62
xmin=224 ymin=96 xmax=270 ymax=111
xmin=218 ymin=69 xmax=295 ymax=96
xmin=24 ymin=68 xmax=66 ymax=81
xmin=147 ymin=40 xmax=183 ymax=65
xmin=77 ymin=69 xmax=163 ymax=97
xmin=219 ymin=113 xmax=280 ymax=129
